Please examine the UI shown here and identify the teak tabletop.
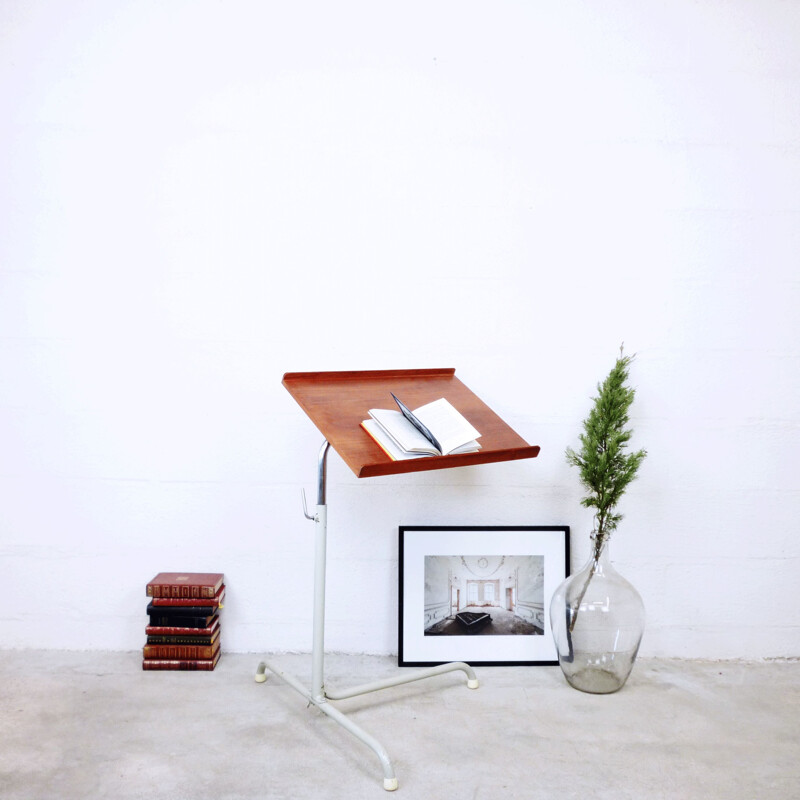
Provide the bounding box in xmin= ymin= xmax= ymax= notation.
xmin=282 ymin=368 xmax=539 ymax=478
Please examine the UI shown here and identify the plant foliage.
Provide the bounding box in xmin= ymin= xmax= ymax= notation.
xmin=566 ymin=350 xmax=647 ymax=557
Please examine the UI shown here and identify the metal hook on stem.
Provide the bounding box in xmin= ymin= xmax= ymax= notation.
xmin=301 ymin=489 xmax=316 ymax=521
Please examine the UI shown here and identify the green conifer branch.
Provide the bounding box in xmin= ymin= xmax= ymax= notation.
xmin=566 ymin=349 xmax=647 ymax=560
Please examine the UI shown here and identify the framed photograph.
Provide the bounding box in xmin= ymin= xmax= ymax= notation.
xmin=398 ymin=526 xmax=570 ymax=667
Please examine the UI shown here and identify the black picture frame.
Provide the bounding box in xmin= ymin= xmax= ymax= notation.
xmin=399 ymin=526 xmax=570 ymax=667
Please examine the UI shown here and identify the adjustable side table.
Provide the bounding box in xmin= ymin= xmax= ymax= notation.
xmin=255 ymin=368 xmax=539 ymax=791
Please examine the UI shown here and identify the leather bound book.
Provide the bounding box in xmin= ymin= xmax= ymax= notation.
xmin=146 ymin=572 xmax=224 ymax=599
xmin=148 ymin=586 xmax=225 ymax=608
xmin=146 ymin=602 xmax=220 ymax=617
xmin=147 ymin=612 xmax=217 ymax=628
xmin=142 ymin=651 xmax=221 ymax=671
xmin=145 ymin=617 xmax=220 ymax=637
xmin=143 ymin=639 xmax=221 ymax=661
xmin=146 ymin=628 xmax=221 ymax=646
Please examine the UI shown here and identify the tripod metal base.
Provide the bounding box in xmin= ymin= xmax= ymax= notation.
xmin=255 ymin=657 xmax=478 ymax=791
xmin=254 ymin=441 xmax=479 ymax=791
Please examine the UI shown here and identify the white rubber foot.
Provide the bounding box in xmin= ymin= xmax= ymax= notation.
xmin=254 ymin=673 xmax=267 ymax=683
xmin=467 ymin=679 xmax=479 ymax=689
xmin=383 ymin=777 xmax=398 ymax=791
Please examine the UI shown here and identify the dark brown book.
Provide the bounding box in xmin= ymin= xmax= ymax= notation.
xmin=142 ymin=650 xmax=221 ymax=671
xmin=146 ymin=572 xmax=224 ymax=599
xmin=143 ymin=639 xmax=221 ymax=661
xmin=146 ymin=629 xmax=221 ymax=646
xmin=148 ymin=612 xmax=216 ymax=628
xmin=146 ymin=602 xmax=219 ymax=618
xmin=145 ymin=617 xmax=220 ymax=637
xmin=147 ymin=586 xmax=225 ymax=608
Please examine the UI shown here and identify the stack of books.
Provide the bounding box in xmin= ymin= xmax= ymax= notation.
xmin=143 ymin=572 xmax=224 ymax=671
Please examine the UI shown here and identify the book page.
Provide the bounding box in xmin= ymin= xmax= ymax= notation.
xmin=361 ymin=419 xmax=430 ymax=460
xmin=368 ymin=409 xmax=440 ymax=455
xmin=412 ymin=398 xmax=481 ymax=455
xmin=391 ymin=392 xmax=441 ymax=452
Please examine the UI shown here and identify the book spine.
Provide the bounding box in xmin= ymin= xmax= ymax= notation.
xmin=141 ymin=654 xmax=220 ymax=671
xmin=148 ymin=615 xmax=216 ymax=628
xmin=143 ymin=642 xmax=219 ymax=660
xmin=146 ymin=622 xmax=219 ymax=636
xmin=147 ymin=584 xmax=218 ymax=599
xmin=147 ymin=631 xmax=220 ymax=645
xmin=148 ymin=589 xmax=224 ymax=608
xmin=146 ymin=603 xmax=219 ymax=616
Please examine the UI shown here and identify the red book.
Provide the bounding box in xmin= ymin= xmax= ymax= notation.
xmin=145 ymin=617 xmax=220 ymax=637
xmin=142 ymin=651 xmax=221 ymax=671
xmin=148 ymin=586 xmax=225 ymax=608
xmin=146 ymin=572 xmax=224 ymax=599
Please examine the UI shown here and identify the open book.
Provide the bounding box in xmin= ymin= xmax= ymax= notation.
xmin=361 ymin=394 xmax=482 ymax=460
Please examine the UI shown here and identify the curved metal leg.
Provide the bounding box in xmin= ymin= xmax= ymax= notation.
xmin=325 ymin=660 xmax=479 ymax=701
xmin=255 ymin=657 xmax=398 ymax=790
xmin=316 ymin=700 xmax=398 ymax=791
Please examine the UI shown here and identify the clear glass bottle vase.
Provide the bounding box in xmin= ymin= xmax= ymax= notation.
xmin=550 ymin=536 xmax=645 ymax=694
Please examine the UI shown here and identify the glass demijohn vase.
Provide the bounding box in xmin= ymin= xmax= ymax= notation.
xmin=550 ymin=535 xmax=644 ymax=694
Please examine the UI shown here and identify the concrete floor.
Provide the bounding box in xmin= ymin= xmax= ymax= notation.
xmin=1 ymin=650 xmax=797 ymax=800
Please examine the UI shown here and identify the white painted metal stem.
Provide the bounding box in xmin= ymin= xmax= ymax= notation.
xmin=311 ymin=440 xmax=330 ymax=701
xmin=311 ymin=502 xmax=327 ymax=702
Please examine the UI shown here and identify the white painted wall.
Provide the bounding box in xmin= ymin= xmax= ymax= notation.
xmin=2 ymin=1 xmax=798 ymax=659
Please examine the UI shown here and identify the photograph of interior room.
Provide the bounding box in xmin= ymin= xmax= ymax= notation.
xmin=1 ymin=1 xmax=798 ymax=798
xmin=423 ymin=554 xmax=546 ymax=637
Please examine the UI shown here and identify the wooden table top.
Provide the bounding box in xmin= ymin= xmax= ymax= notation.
xmin=282 ymin=368 xmax=539 ymax=478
